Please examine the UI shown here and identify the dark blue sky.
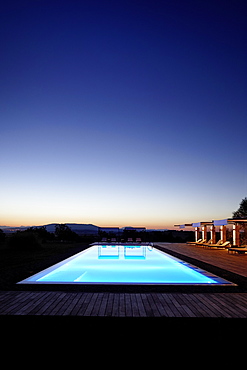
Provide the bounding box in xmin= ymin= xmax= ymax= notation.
xmin=1 ymin=0 xmax=246 ymax=228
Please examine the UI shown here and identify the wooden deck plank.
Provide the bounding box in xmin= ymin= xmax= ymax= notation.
xmin=60 ymin=292 xmax=79 ymax=316
xmin=63 ymin=292 xmax=83 ymax=315
xmin=39 ymin=292 xmax=64 ymax=315
xmin=84 ymin=292 xmax=99 ymax=316
xmin=37 ymin=292 xmax=60 ymax=316
xmin=146 ymin=293 xmax=161 ymax=317
xmin=76 ymin=292 xmax=92 ymax=316
xmin=97 ymin=292 xmax=109 ymax=316
xmin=0 ymin=292 xmax=20 ymax=314
xmin=150 ymin=293 xmax=168 ymax=317
xmin=197 ymin=293 xmax=235 ymax=318
xmin=171 ymin=293 xmax=190 ymax=317
xmin=67 ymin=292 xmax=87 ymax=316
xmin=141 ymin=293 xmax=155 ymax=317
xmin=125 ymin=293 xmax=132 ymax=317
xmin=1 ymin=292 xmax=34 ymax=315
xmin=199 ymin=293 xmax=232 ymax=317
xmin=105 ymin=293 xmax=114 ymax=317
xmin=135 ymin=293 xmax=147 ymax=317
xmin=232 ymin=294 xmax=247 ymax=314
xmin=119 ymin=293 xmax=125 ymax=317
xmin=49 ymin=292 xmax=72 ymax=316
xmin=225 ymin=293 xmax=247 ymax=315
xmin=177 ymin=295 xmax=198 ymax=317
xmin=158 ymin=293 xmax=175 ymax=317
xmin=163 ymin=294 xmax=183 ymax=317
xmin=212 ymin=293 xmax=247 ymax=318
xmin=111 ymin=292 xmax=120 ymax=317
xmin=180 ymin=293 xmax=209 ymax=317
xmin=29 ymin=291 xmax=59 ymax=315
xmin=209 ymin=294 xmax=238 ymax=318
xmin=170 ymin=293 xmax=195 ymax=317
xmin=130 ymin=293 xmax=140 ymax=317
xmin=184 ymin=293 xmax=216 ymax=317
xmin=17 ymin=291 xmax=53 ymax=315
xmin=91 ymin=292 xmax=104 ymax=316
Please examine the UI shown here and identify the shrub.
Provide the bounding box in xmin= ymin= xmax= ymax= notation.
xmin=0 ymin=229 xmax=5 ymax=244
xmin=8 ymin=231 xmax=42 ymax=250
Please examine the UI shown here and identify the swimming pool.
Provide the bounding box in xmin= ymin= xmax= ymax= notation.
xmin=18 ymin=244 xmax=233 ymax=285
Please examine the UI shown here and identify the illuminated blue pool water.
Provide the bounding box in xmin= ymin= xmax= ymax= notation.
xmin=18 ymin=245 xmax=232 ymax=285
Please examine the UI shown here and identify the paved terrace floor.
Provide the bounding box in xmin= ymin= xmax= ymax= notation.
xmin=0 ymin=243 xmax=247 ymax=321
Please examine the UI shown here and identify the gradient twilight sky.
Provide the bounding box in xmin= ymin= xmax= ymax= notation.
xmin=1 ymin=0 xmax=247 ymax=229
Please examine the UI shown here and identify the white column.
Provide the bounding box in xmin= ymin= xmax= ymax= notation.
xmin=195 ymin=227 xmax=200 ymax=242
xmin=210 ymin=226 xmax=216 ymax=244
xmin=233 ymin=224 xmax=240 ymax=246
xmin=202 ymin=226 xmax=207 ymax=241
xmin=220 ymin=225 xmax=227 ymax=242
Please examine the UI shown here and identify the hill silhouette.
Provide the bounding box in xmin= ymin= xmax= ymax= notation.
xmin=0 ymin=223 xmax=99 ymax=235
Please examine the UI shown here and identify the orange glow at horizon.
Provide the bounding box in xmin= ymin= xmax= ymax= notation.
xmin=0 ymin=214 xmax=179 ymax=230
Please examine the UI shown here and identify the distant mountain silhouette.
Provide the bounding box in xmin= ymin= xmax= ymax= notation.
xmin=0 ymin=224 xmax=170 ymax=234
xmin=0 ymin=223 xmax=99 ymax=234
xmin=43 ymin=223 xmax=99 ymax=234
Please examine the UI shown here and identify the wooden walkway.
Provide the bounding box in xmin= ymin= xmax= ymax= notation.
xmin=0 ymin=243 xmax=247 ymax=319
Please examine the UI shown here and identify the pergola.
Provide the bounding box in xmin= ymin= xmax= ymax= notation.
xmin=175 ymin=218 xmax=247 ymax=246
xmin=227 ymin=218 xmax=247 ymax=246
xmin=174 ymin=221 xmax=214 ymax=243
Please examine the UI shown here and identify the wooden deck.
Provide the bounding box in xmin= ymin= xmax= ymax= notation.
xmin=1 ymin=290 xmax=247 ymax=318
xmin=156 ymin=242 xmax=247 ymax=277
xmin=0 ymin=243 xmax=247 ymax=320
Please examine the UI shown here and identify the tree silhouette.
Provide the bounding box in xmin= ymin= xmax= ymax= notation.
xmin=55 ymin=224 xmax=78 ymax=242
xmin=233 ymin=197 xmax=247 ymax=218
xmin=26 ymin=226 xmax=54 ymax=242
xmin=233 ymin=197 xmax=247 ymax=244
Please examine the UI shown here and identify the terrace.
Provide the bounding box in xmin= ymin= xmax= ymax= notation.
xmin=1 ymin=216 xmax=247 ymax=341
xmin=0 ymin=241 xmax=247 ymax=322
